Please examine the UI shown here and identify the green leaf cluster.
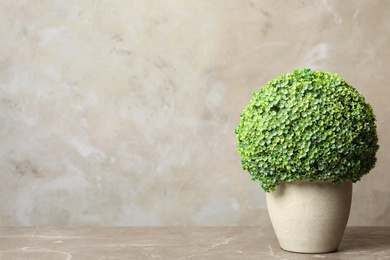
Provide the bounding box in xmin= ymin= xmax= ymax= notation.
xmin=234 ymin=68 xmax=379 ymax=192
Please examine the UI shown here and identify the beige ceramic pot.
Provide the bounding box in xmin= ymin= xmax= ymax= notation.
xmin=266 ymin=179 xmax=352 ymax=253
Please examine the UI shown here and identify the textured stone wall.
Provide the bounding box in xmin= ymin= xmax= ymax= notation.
xmin=0 ymin=0 xmax=389 ymax=226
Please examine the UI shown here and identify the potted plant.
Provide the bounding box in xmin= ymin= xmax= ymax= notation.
xmin=234 ymin=68 xmax=379 ymax=253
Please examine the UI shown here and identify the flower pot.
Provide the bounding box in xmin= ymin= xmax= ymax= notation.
xmin=265 ymin=180 xmax=352 ymax=253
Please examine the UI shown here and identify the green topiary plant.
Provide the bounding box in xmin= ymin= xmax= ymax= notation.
xmin=234 ymin=68 xmax=379 ymax=192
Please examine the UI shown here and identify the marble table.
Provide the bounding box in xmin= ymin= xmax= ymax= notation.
xmin=0 ymin=226 xmax=389 ymax=259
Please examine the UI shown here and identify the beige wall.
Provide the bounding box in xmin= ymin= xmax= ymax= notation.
xmin=0 ymin=0 xmax=389 ymax=226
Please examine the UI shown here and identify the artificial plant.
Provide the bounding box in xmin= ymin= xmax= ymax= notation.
xmin=234 ymin=68 xmax=379 ymax=192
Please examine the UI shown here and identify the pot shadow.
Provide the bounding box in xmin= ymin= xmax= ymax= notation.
xmin=337 ymin=226 xmax=390 ymax=253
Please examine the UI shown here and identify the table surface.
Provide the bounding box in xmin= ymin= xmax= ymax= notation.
xmin=0 ymin=226 xmax=389 ymax=259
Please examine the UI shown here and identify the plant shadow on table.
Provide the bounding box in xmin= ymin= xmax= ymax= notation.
xmin=337 ymin=227 xmax=390 ymax=252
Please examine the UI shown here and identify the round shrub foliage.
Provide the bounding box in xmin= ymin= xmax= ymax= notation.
xmin=234 ymin=68 xmax=379 ymax=192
